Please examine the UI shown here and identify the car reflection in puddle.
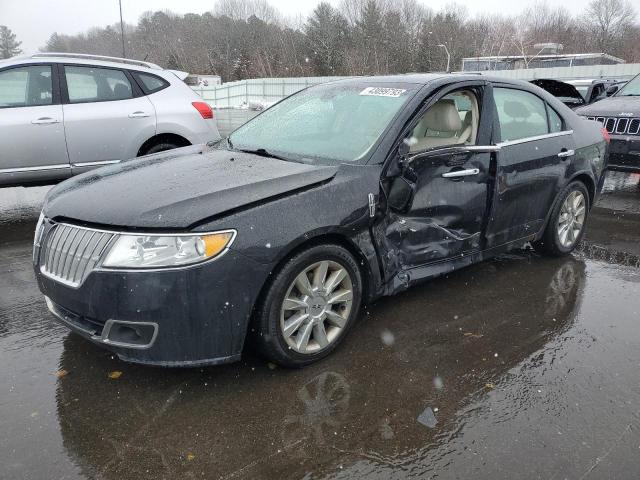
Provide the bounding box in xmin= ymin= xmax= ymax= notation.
xmin=54 ymin=252 xmax=585 ymax=479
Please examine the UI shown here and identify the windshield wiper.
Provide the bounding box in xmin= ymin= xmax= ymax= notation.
xmin=237 ymin=148 xmax=289 ymax=161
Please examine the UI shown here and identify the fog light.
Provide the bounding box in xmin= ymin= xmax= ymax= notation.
xmin=101 ymin=320 xmax=158 ymax=349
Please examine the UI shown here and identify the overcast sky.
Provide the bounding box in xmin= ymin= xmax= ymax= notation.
xmin=3 ymin=0 xmax=589 ymax=54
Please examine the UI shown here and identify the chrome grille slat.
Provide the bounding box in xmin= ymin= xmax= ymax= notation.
xmin=53 ymin=226 xmax=74 ymax=276
xmin=65 ymin=229 xmax=88 ymax=281
xmin=71 ymin=230 xmax=97 ymax=284
xmin=629 ymin=119 xmax=640 ymax=135
xmin=605 ymin=117 xmax=616 ymax=133
xmin=40 ymin=223 xmax=115 ymax=288
xmin=615 ymin=118 xmax=629 ymax=134
xmin=60 ymin=228 xmax=81 ymax=279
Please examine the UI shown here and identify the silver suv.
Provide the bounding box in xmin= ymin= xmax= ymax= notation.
xmin=0 ymin=53 xmax=221 ymax=187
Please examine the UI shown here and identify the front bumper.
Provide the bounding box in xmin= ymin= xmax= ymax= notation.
xmin=607 ymin=135 xmax=640 ymax=172
xmin=35 ymin=248 xmax=269 ymax=367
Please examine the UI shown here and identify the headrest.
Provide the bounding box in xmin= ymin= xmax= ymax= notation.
xmin=423 ymin=99 xmax=462 ymax=132
xmin=113 ymin=83 xmax=131 ymax=100
xmin=503 ymin=100 xmax=530 ymax=120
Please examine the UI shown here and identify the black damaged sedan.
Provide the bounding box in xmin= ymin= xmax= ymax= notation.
xmin=34 ymin=74 xmax=608 ymax=367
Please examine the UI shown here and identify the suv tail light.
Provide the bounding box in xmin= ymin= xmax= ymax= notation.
xmin=600 ymin=127 xmax=610 ymax=144
xmin=192 ymin=101 xmax=214 ymax=119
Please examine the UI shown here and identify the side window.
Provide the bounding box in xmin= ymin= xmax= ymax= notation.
xmin=407 ymin=89 xmax=479 ymax=152
xmin=0 ymin=65 xmax=53 ymax=108
xmin=548 ymin=107 xmax=563 ymax=133
xmin=135 ymin=73 xmax=169 ymax=94
xmin=65 ymin=66 xmax=133 ymax=103
xmin=494 ymin=88 xmax=548 ymax=142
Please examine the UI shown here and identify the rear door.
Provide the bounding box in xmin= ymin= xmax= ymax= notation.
xmin=61 ymin=64 xmax=156 ymax=172
xmin=485 ymin=85 xmax=576 ymax=247
xmin=0 ymin=63 xmax=70 ymax=181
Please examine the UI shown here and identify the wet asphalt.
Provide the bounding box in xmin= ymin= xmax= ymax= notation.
xmin=1 ymin=110 xmax=640 ymax=480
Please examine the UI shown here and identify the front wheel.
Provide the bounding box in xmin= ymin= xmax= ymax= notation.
xmin=253 ymin=244 xmax=362 ymax=367
xmin=534 ymin=181 xmax=590 ymax=256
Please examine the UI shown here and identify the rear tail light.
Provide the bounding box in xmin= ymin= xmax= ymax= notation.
xmin=192 ymin=101 xmax=213 ymax=119
xmin=600 ymin=127 xmax=610 ymax=144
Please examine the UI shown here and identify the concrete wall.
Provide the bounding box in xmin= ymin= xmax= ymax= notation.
xmin=192 ymin=63 xmax=640 ymax=108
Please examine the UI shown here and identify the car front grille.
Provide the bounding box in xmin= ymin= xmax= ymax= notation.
xmin=587 ymin=116 xmax=640 ymax=135
xmin=39 ymin=223 xmax=115 ymax=287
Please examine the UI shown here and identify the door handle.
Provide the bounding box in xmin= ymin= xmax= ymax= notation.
xmin=31 ymin=117 xmax=59 ymax=125
xmin=558 ymin=149 xmax=575 ymax=158
xmin=442 ymin=168 xmax=480 ymax=178
xmin=128 ymin=111 xmax=150 ymax=118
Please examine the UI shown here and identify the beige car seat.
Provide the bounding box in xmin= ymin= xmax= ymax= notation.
xmin=410 ymin=99 xmax=463 ymax=151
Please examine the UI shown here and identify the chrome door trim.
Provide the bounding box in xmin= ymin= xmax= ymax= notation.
xmin=463 ymin=145 xmax=501 ymax=152
xmin=72 ymin=160 xmax=121 ymax=168
xmin=442 ymin=168 xmax=480 ymax=178
xmin=0 ymin=164 xmax=70 ymax=174
xmin=496 ymin=130 xmax=574 ymax=148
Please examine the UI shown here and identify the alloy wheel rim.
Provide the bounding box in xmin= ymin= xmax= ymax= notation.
xmin=280 ymin=260 xmax=353 ymax=354
xmin=557 ymin=190 xmax=586 ymax=248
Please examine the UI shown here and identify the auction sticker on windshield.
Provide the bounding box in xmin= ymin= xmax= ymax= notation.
xmin=360 ymin=87 xmax=407 ymax=97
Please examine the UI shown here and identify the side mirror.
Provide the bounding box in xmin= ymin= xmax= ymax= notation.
xmin=387 ymin=176 xmax=415 ymax=212
xmin=606 ymin=85 xmax=619 ymax=96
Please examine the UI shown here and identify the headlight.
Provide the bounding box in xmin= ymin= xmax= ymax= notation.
xmin=101 ymin=230 xmax=236 ymax=269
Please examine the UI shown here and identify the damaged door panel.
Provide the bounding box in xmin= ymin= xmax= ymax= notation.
xmin=372 ymin=81 xmax=497 ymax=291
xmin=376 ymin=147 xmax=494 ymax=289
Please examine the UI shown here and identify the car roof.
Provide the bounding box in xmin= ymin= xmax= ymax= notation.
xmin=0 ymin=53 xmax=162 ymax=73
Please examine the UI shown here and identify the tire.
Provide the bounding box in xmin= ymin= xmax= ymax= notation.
xmin=253 ymin=244 xmax=363 ymax=368
xmin=533 ymin=181 xmax=590 ymax=256
xmin=140 ymin=142 xmax=179 ymax=156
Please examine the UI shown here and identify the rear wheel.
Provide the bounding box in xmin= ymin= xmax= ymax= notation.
xmin=534 ymin=181 xmax=589 ymax=256
xmin=253 ymin=244 xmax=362 ymax=367
xmin=140 ymin=142 xmax=179 ymax=156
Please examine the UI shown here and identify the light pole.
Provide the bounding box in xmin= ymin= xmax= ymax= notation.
xmin=119 ymin=0 xmax=126 ymax=58
xmin=437 ymin=44 xmax=450 ymax=73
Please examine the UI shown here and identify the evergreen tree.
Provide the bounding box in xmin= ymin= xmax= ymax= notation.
xmin=0 ymin=25 xmax=22 ymax=59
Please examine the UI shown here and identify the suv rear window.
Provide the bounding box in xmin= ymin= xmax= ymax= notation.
xmin=134 ymin=72 xmax=169 ymax=94
xmin=65 ymin=66 xmax=133 ymax=103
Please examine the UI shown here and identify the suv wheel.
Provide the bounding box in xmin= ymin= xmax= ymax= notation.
xmin=253 ymin=244 xmax=362 ymax=367
xmin=141 ymin=142 xmax=179 ymax=156
xmin=534 ymin=181 xmax=590 ymax=256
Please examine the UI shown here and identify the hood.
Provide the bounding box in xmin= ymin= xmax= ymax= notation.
xmin=574 ymin=94 xmax=640 ymax=117
xmin=43 ymin=150 xmax=337 ymax=229
xmin=530 ymin=79 xmax=584 ymax=107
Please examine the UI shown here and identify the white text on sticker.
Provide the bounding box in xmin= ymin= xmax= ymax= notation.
xmin=360 ymin=87 xmax=406 ymax=97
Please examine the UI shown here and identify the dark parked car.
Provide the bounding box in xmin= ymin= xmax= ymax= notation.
xmin=575 ymin=73 xmax=640 ymax=172
xmin=34 ymin=74 xmax=608 ymax=368
xmin=530 ymin=78 xmax=623 ymax=109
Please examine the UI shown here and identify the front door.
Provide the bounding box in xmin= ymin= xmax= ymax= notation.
xmin=0 ymin=64 xmax=70 ymax=182
xmin=61 ymin=64 xmax=156 ymax=170
xmin=376 ymin=82 xmax=496 ymax=284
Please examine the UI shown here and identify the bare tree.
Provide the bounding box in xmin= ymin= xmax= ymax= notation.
xmin=580 ymin=0 xmax=636 ymax=55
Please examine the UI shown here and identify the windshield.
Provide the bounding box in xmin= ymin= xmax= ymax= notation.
xmin=228 ymin=82 xmax=415 ymax=164
xmin=616 ymin=75 xmax=640 ymax=96
xmin=574 ymin=86 xmax=588 ymax=100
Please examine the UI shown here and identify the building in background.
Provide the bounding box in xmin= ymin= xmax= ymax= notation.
xmin=462 ymin=53 xmax=625 ymax=72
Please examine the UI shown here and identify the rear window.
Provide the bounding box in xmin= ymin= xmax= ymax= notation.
xmin=134 ymin=72 xmax=169 ymax=94
xmin=65 ymin=66 xmax=133 ymax=103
